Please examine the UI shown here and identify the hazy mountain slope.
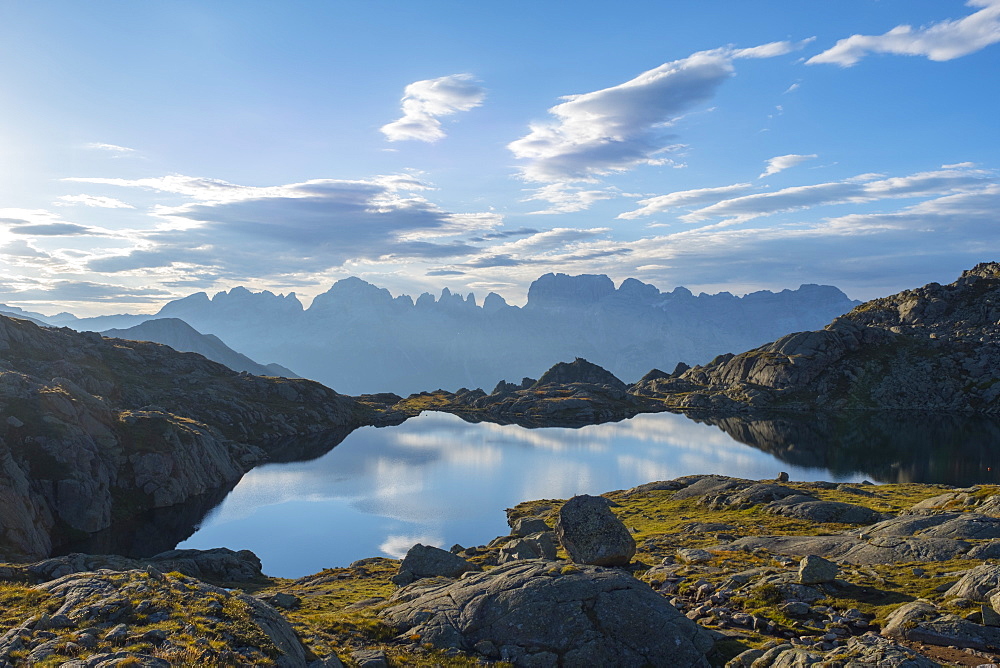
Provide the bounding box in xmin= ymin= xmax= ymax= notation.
xmin=112 ymin=274 xmax=858 ymax=396
xmin=633 ymin=262 xmax=1000 ymax=412
xmin=101 ymin=318 xmax=298 ymax=378
xmin=0 ymin=314 xmax=374 ymax=560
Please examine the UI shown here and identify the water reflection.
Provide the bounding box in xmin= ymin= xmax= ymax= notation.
xmin=693 ymin=411 xmax=1000 ymax=486
xmin=177 ymin=411 xmax=862 ymax=576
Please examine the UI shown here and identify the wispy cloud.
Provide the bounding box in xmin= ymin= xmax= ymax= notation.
xmin=617 ymin=183 xmax=753 ymax=220
xmin=808 ymin=0 xmax=1000 ymax=66
xmin=84 ymin=142 xmax=136 ymax=154
xmin=380 ymin=74 xmax=486 ymax=142
xmin=522 ymin=184 xmax=618 ymax=214
xmin=507 ymin=41 xmax=806 ymax=184
xmin=759 ymin=154 xmax=817 ymax=178
xmin=682 ymin=165 xmax=994 ymax=223
xmin=56 ymin=194 xmax=135 ymax=209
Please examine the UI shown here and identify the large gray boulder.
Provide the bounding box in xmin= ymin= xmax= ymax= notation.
xmin=798 ymin=554 xmax=838 ymax=584
xmin=555 ymin=494 xmax=635 ymax=566
xmin=943 ymin=563 xmax=1000 ymax=601
xmin=380 ymin=560 xmax=714 ymax=667
xmin=392 ymin=543 xmax=479 ymax=586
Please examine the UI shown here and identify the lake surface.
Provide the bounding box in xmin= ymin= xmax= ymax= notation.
xmin=177 ymin=410 xmax=873 ymax=577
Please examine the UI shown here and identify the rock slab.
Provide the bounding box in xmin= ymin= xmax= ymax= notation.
xmin=380 ymin=560 xmax=713 ymax=667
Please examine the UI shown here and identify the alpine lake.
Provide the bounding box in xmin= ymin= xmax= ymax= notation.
xmin=66 ymin=409 xmax=1000 ymax=578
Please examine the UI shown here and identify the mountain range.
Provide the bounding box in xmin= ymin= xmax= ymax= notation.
xmin=7 ymin=273 xmax=859 ymax=395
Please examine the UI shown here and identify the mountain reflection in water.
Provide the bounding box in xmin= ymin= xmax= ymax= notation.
xmin=164 ymin=409 xmax=997 ymax=577
xmin=692 ymin=411 xmax=1000 ymax=486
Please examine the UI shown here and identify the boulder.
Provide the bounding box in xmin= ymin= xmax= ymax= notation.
xmin=555 ymin=494 xmax=635 ymax=566
xmin=510 ymin=516 xmax=549 ymax=537
xmin=380 ymin=560 xmax=714 ymax=667
xmin=392 ymin=543 xmax=480 ymax=586
xmin=499 ymin=531 xmax=557 ymax=563
xmin=798 ymin=554 xmax=838 ymax=585
xmin=943 ymin=563 xmax=1000 ymax=601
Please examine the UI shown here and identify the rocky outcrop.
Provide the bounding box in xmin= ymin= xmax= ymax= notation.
xmin=633 ymin=262 xmax=1000 ymax=413
xmin=17 ymin=568 xmax=308 ymax=666
xmin=395 ymin=359 xmax=656 ymax=426
xmin=380 ymin=560 xmax=714 ymax=667
xmin=0 ymin=314 xmax=377 ymax=560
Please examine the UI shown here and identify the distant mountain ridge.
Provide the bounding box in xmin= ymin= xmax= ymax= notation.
xmin=38 ymin=273 xmax=859 ymax=395
xmin=100 ymin=318 xmax=298 ymax=378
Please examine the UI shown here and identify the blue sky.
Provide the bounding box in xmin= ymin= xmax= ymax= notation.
xmin=1 ymin=0 xmax=998 ymax=315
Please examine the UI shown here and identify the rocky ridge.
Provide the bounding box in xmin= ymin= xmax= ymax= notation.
xmin=0 ymin=315 xmax=379 ymax=561
xmin=633 ymin=262 xmax=1000 ymax=413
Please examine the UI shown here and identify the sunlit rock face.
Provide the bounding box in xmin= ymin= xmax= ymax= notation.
xmin=634 ymin=262 xmax=1000 ymax=413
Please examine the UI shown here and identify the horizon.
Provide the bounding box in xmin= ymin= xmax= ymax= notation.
xmin=1 ymin=1 xmax=998 ymax=317
xmin=1 ymin=270 xmax=863 ymax=320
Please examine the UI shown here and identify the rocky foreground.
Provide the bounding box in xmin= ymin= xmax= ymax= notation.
xmin=5 ymin=476 xmax=1000 ymax=666
xmin=0 ymin=315 xmax=389 ymax=561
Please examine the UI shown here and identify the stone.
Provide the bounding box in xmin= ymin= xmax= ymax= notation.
xmin=779 ymin=601 xmax=810 ymax=616
xmin=944 ymin=564 xmax=1000 ymax=601
xmin=261 ymin=592 xmax=301 ymax=609
xmin=392 ymin=543 xmax=480 ymax=586
xmin=380 ymin=560 xmax=713 ymax=667
xmin=555 ymin=494 xmax=635 ymax=566
xmin=499 ymin=532 xmax=557 ymax=563
xmin=351 ymin=650 xmax=389 ymax=668
xmin=510 ymin=516 xmax=549 ymax=536
xmin=677 ymin=548 xmax=714 ymax=564
xmin=776 ymin=472 xmax=789 ymax=482
xmin=765 ymin=496 xmax=883 ymax=524
xmin=798 ymin=555 xmax=838 ymax=584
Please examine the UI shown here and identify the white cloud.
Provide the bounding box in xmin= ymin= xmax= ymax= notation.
xmin=380 ymin=73 xmax=486 ymax=142
xmin=85 ymin=143 xmax=135 ymax=154
xmin=522 ymin=184 xmax=618 ymax=214
xmin=759 ymin=153 xmax=818 ymax=178
xmin=683 ymin=165 xmax=994 ymax=223
xmin=56 ymin=194 xmax=135 ymax=209
xmin=78 ymin=173 xmax=493 ymax=278
xmin=617 ymin=183 xmax=753 ymax=220
xmin=507 ymin=42 xmax=803 ymax=184
xmin=808 ymin=0 xmax=1000 ymax=66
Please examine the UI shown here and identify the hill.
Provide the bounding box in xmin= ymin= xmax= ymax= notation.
xmin=0 ymin=314 xmax=376 ymax=561
xmin=101 ymin=318 xmax=298 ymax=377
xmin=633 ymin=262 xmax=1000 ymax=413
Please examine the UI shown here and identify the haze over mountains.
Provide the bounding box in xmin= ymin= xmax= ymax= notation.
xmin=11 ymin=273 xmax=859 ymax=395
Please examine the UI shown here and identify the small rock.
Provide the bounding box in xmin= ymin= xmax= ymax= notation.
xmin=780 ymin=601 xmax=811 ymax=616
xmin=105 ymin=623 xmax=129 ymax=643
xmin=777 ymin=472 xmax=790 ymax=482
xmin=351 ymin=649 xmax=389 ymax=668
xmin=677 ymin=548 xmax=713 ymax=564
xmin=799 ymin=554 xmax=838 ymax=585
xmin=510 ymin=516 xmax=549 ymax=537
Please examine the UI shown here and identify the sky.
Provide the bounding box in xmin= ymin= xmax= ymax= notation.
xmin=1 ymin=0 xmax=999 ymax=315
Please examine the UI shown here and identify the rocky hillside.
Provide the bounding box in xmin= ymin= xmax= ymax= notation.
xmin=633 ymin=262 xmax=1000 ymax=413
xmin=0 ymin=315 xmax=377 ymax=561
